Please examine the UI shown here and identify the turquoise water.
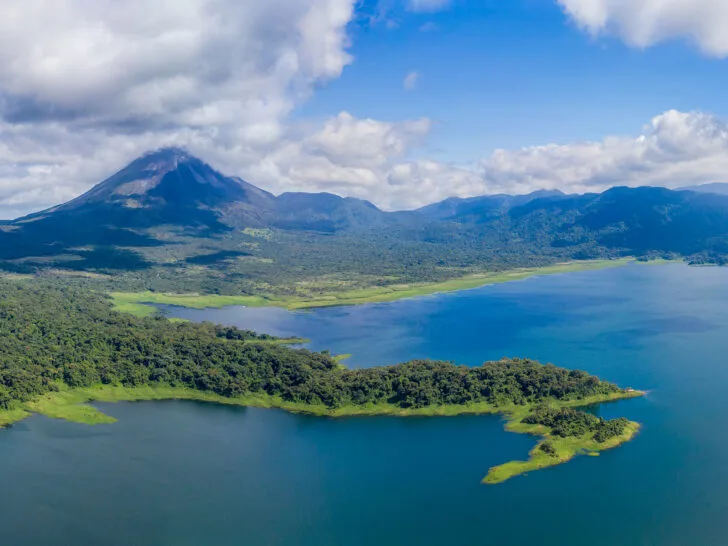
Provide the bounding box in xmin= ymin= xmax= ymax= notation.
xmin=3 ymin=263 xmax=728 ymax=545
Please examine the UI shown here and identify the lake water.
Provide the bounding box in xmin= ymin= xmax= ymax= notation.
xmin=3 ymin=263 xmax=728 ymax=545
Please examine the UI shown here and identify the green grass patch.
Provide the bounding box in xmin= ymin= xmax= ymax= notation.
xmin=0 ymin=407 xmax=30 ymax=428
xmin=110 ymin=291 xmax=277 ymax=317
xmin=333 ymin=354 xmax=352 ymax=364
xmin=111 ymin=259 xmax=636 ymax=316
xmin=23 ymin=390 xmax=118 ymax=425
xmin=271 ymin=337 xmax=309 ymax=345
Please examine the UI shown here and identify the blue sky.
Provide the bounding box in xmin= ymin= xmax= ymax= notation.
xmin=301 ymin=0 xmax=728 ymax=161
xmin=1 ymin=0 xmax=728 ymax=216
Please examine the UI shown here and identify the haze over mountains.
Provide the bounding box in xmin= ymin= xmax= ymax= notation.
xmin=3 ymin=148 xmax=728 ymax=293
xmin=677 ymin=182 xmax=728 ymax=196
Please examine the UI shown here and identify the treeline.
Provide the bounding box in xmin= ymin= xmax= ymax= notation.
xmin=0 ymin=280 xmax=623 ymax=416
xmin=524 ymin=405 xmax=630 ymax=443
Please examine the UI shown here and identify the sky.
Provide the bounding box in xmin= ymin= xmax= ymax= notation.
xmin=1 ymin=0 xmax=728 ymax=217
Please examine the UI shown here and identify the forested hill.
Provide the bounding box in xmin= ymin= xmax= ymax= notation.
xmin=0 ymin=279 xmax=627 ymax=417
xmin=2 ymin=148 xmax=728 ymax=295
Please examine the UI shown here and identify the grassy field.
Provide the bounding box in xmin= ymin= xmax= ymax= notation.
xmin=111 ymin=258 xmax=634 ymax=317
xmin=334 ymin=353 xmax=352 ymax=360
xmin=0 ymin=384 xmax=643 ymax=483
xmin=111 ymin=292 xmax=275 ymax=317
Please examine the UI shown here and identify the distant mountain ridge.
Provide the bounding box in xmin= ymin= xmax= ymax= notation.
xmin=11 ymin=148 xmax=601 ymax=232
xmin=417 ymin=189 xmax=569 ymax=222
xmin=13 ymin=147 xmax=580 ymax=230
xmin=14 ymin=148 xmax=404 ymax=235
xmin=677 ymin=182 xmax=728 ymax=196
xmin=4 ymin=148 xmax=728 ymax=286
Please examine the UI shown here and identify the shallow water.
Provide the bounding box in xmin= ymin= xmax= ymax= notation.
xmin=3 ymin=263 xmax=728 ymax=545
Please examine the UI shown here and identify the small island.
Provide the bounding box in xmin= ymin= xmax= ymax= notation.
xmin=0 ymin=279 xmax=643 ymax=483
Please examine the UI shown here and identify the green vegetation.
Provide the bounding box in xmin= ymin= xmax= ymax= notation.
xmin=523 ymin=405 xmax=630 ymax=441
xmin=110 ymin=291 xmax=272 ymax=317
xmin=0 ymin=279 xmax=642 ymax=483
xmin=110 ymin=259 xmax=632 ymax=316
xmin=484 ymin=403 xmax=641 ymax=484
xmin=334 ymin=354 xmax=352 ymax=364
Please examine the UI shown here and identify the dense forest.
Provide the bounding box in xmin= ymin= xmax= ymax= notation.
xmin=524 ymin=405 xmax=630 ymax=444
xmin=0 ymin=280 xmax=628 ymax=434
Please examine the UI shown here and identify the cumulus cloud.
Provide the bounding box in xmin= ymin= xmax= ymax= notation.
xmin=233 ymin=112 xmax=456 ymax=209
xmin=558 ymin=0 xmax=728 ymax=57
xmin=385 ymin=160 xmax=485 ymax=208
xmin=479 ymin=110 xmax=728 ymax=195
xmin=0 ymin=0 xmax=354 ymax=128
xmin=403 ymin=71 xmax=421 ymax=90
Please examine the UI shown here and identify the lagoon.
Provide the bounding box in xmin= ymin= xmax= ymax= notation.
xmin=3 ymin=263 xmax=728 ymax=545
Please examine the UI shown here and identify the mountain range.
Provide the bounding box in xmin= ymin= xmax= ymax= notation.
xmin=3 ymin=148 xmax=728 ymax=294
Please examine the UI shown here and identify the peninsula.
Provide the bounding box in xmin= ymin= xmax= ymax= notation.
xmin=0 ymin=279 xmax=642 ymax=483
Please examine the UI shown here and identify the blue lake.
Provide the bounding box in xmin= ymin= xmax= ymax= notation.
xmin=3 ymin=263 xmax=728 ymax=545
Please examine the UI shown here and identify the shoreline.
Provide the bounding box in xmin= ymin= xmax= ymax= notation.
xmin=0 ymin=385 xmax=644 ymax=483
xmin=483 ymin=403 xmax=642 ymax=485
xmin=111 ymin=258 xmax=638 ymax=317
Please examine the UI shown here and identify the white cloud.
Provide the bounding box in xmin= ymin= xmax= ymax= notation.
xmin=479 ymin=110 xmax=728 ymax=195
xmin=406 ymin=0 xmax=451 ymax=13
xmin=0 ymin=0 xmax=354 ymax=128
xmin=558 ymin=0 xmax=728 ymax=57
xmin=385 ymin=160 xmax=485 ymax=208
xmin=236 ymin=112 xmax=446 ymax=208
xmin=303 ymin=112 xmax=431 ymax=166
xmin=403 ymin=71 xmax=421 ymax=90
